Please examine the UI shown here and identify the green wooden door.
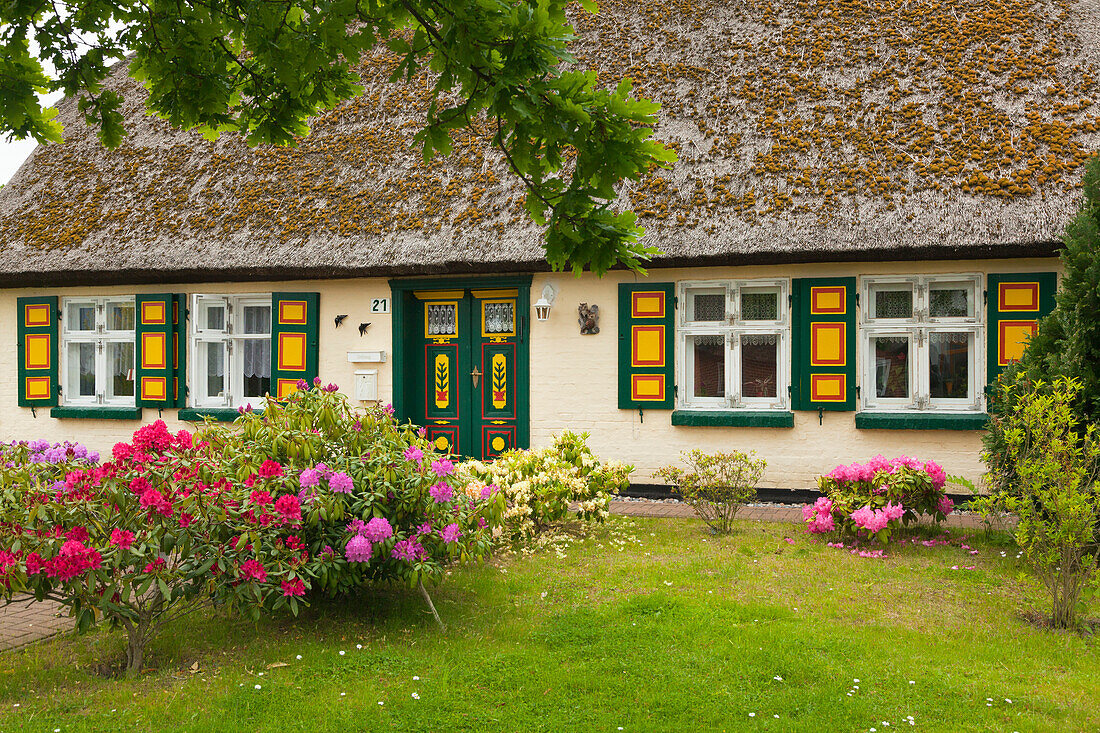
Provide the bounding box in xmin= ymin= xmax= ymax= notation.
xmin=408 ymin=286 xmax=527 ymax=460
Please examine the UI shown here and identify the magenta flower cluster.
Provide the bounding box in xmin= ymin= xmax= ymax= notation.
xmin=827 ymin=455 xmax=947 ymax=491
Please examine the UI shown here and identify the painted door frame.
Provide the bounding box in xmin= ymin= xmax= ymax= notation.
xmin=389 ymin=275 xmax=533 ymax=456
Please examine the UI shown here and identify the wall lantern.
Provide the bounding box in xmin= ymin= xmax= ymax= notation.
xmin=533 ymin=283 xmax=557 ymax=321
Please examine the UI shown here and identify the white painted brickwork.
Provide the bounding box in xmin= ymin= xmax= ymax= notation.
xmin=1 ymin=257 xmax=1060 ymax=489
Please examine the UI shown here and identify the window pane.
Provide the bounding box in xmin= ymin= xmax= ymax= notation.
xmin=67 ymin=342 xmax=96 ymax=397
xmin=242 ymin=339 xmax=271 ymax=398
xmin=689 ymin=292 xmax=725 ymax=322
xmin=427 ymin=303 xmax=457 ymax=335
xmin=242 ymin=305 xmax=271 ymax=335
xmin=929 ymin=287 xmax=971 ymax=318
xmin=930 ymin=332 xmax=970 ymax=399
xmin=874 ymin=336 xmax=909 ymax=398
xmin=873 ymin=288 xmax=913 ymax=319
xmin=741 ymin=290 xmax=778 ymax=321
xmin=691 ymin=335 xmax=725 ymax=398
xmin=204 ymin=304 xmax=226 ymax=331
xmin=741 ymin=333 xmax=777 ymax=398
xmin=67 ymin=304 xmax=96 ymax=332
xmin=206 ymin=342 xmax=226 ymax=398
xmin=107 ymin=342 xmax=134 ymax=398
xmin=106 ymin=302 xmax=134 ymax=331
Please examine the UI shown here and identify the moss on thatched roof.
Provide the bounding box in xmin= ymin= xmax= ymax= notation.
xmin=1 ymin=0 xmax=1098 ymax=286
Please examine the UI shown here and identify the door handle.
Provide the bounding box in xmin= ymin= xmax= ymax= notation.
xmin=470 ymin=366 xmax=482 ymax=388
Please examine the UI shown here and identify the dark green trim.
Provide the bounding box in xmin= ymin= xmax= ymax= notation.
xmin=50 ymin=406 xmax=141 ymax=420
xmin=791 ymin=276 xmax=857 ymax=411
xmin=177 ymin=407 xmax=247 ymax=423
xmin=855 ymin=412 xmax=989 ymax=430
xmin=17 ymin=295 xmax=59 ymax=407
xmin=136 ymin=293 xmax=175 ymax=408
xmin=985 ymin=272 xmax=1057 ymax=385
xmin=618 ymin=282 xmax=675 ymax=410
xmin=672 ymin=410 xmax=794 ymax=427
xmin=271 ymin=292 xmax=321 ymax=398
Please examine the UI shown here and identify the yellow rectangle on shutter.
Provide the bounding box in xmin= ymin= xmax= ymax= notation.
xmin=278 ymin=332 xmax=307 ymax=371
xmin=25 ymin=334 xmax=51 ymax=370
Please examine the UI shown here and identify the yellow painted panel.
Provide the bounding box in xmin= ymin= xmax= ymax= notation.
xmin=25 ymin=376 xmax=51 ymax=400
xmin=810 ymin=322 xmax=845 ymax=366
xmin=632 ymin=326 xmax=664 ymax=367
xmin=1000 ymin=323 xmax=1036 ymax=365
xmin=25 ymin=334 xmax=51 ymax=370
xmin=141 ymin=332 xmax=167 ymax=369
xmin=278 ymin=300 xmax=308 ymax=324
xmin=141 ymin=300 xmax=166 ymax=325
xmin=24 ymin=304 xmax=51 ymax=327
xmin=278 ymin=333 xmax=307 ymax=371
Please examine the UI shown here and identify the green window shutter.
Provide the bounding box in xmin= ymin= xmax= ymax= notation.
xmin=618 ymin=283 xmax=675 ymax=410
xmin=986 ymin=272 xmax=1057 ymax=384
xmin=172 ymin=294 xmax=187 ymax=407
xmin=271 ymin=292 xmax=320 ymax=399
xmin=135 ymin=294 xmax=174 ymax=407
xmin=791 ymin=277 xmax=857 ymax=411
xmin=17 ymin=296 xmax=59 ymax=407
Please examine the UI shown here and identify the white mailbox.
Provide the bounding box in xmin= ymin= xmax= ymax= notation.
xmin=354 ymin=370 xmax=379 ymax=401
xmin=347 ymin=350 xmax=386 ymax=363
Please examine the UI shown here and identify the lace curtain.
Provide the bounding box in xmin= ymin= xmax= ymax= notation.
xmin=243 ymin=340 xmax=271 ymax=379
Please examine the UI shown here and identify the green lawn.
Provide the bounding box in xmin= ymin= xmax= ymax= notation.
xmin=1 ymin=517 xmax=1097 ymax=732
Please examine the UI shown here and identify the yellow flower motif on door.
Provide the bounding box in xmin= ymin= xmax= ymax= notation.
xmin=491 ymin=353 xmax=507 ymax=410
xmin=434 ymin=354 xmax=450 ymax=409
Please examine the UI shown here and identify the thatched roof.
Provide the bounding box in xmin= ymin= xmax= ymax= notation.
xmin=2 ymin=0 xmax=1099 ymax=286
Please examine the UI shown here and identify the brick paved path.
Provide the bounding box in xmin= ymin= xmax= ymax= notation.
xmin=610 ymin=500 xmax=1000 ymax=529
xmin=0 ymin=597 xmax=68 ymax=652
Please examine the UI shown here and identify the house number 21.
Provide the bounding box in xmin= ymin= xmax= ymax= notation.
xmin=370 ymin=297 xmax=391 ymax=314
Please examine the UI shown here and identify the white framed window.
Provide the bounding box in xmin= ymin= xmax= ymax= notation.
xmin=60 ymin=297 xmax=136 ymax=406
xmin=677 ymin=279 xmax=789 ymax=410
xmin=190 ymin=294 xmax=272 ymax=409
xmin=861 ymin=275 xmax=983 ymax=412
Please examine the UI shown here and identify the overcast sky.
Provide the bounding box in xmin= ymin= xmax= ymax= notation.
xmin=1 ymin=138 xmax=40 ymax=185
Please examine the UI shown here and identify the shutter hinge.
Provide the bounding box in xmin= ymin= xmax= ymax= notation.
xmin=672 ymin=295 xmax=679 ymax=309
xmin=787 ymin=294 xmax=793 ymax=308
xmin=854 ymin=292 xmax=860 ymax=306
xmin=982 ymin=289 xmax=988 ymax=305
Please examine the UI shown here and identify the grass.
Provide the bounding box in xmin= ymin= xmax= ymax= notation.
xmin=1 ymin=517 xmax=1097 ymax=732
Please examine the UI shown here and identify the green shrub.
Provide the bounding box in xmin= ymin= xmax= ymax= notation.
xmin=455 ymin=431 xmax=631 ymax=539
xmin=655 ymin=450 xmax=765 ymax=534
xmin=984 ymin=376 xmax=1100 ymax=629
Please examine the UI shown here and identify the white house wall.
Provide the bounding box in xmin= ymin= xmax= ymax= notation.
xmin=0 ymin=256 xmax=1061 ymax=490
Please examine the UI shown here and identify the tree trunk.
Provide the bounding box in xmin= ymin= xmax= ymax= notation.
xmin=124 ymin=619 xmax=149 ymax=676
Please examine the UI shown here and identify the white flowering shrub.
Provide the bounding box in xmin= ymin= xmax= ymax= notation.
xmin=455 ymin=431 xmax=632 ymax=539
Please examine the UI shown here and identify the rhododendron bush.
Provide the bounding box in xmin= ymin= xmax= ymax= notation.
xmin=452 ymin=431 xmax=631 ymax=539
xmin=802 ymin=456 xmax=954 ymax=543
xmin=0 ymin=426 xmax=302 ymax=674
xmin=194 ymin=382 xmax=504 ymax=599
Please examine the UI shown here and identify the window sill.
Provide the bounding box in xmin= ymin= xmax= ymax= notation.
xmin=855 ymin=412 xmax=989 ymax=431
xmin=50 ymin=406 xmax=141 ymax=420
xmin=671 ymin=410 xmax=794 ymax=428
xmin=177 ymin=407 xmax=254 ymax=423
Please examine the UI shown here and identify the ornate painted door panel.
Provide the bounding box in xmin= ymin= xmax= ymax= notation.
xmin=410 ymin=287 xmax=524 ymax=461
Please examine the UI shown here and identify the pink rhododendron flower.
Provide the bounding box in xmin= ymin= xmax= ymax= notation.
xmin=178 ymin=513 xmax=193 ymax=528
xmin=404 ymin=446 xmax=424 ymax=463
xmin=329 ymin=472 xmax=354 ymax=493
xmin=481 ymin=484 xmax=498 ymax=500
xmin=429 ymin=482 xmax=453 ymax=503
xmin=363 ymin=518 xmax=393 ymax=542
xmin=143 ymin=558 xmax=166 ymax=573
xmin=391 ymin=538 xmax=427 ymax=562
xmin=258 ymin=460 xmax=284 ymax=478
xmin=274 ymin=495 xmax=302 ymax=523
xmin=140 ymin=488 xmax=173 ymax=517
xmin=239 ymin=559 xmax=267 ymax=582
xmin=439 ymin=523 xmax=462 ymax=544
xmin=346 ymin=519 xmax=366 ymax=536
xmin=882 ymin=502 xmax=905 ymax=521
xmin=299 ymin=468 xmax=321 ymax=488
xmin=430 ymin=459 xmax=454 ymax=478
xmin=112 ymin=442 xmax=133 ymax=462
xmin=345 ymin=535 xmax=373 ymax=563
xmin=110 ymin=529 xmax=135 ymax=549
xmin=65 ymin=526 xmax=89 ymax=543
xmin=281 ymin=578 xmax=306 ymax=597
xmin=250 ymin=490 xmax=273 ymax=506
xmin=477 ymin=517 xmax=488 ymax=529
xmin=937 ymin=496 xmax=954 ymax=515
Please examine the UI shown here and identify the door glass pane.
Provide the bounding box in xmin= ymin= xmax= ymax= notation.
xmin=691 ymin=335 xmax=725 ymax=398
xmin=242 ymin=339 xmax=271 ymax=398
xmin=67 ymin=304 xmax=96 ymax=332
xmin=242 ymin=305 xmax=271 ymax=335
xmin=930 ymin=332 xmax=970 ymax=399
xmin=688 ymin=290 xmax=724 ymax=322
xmin=67 ymin=342 xmax=96 ymax=397
xmin=483 ymin=302 xmax=514 ymax=333
xmin=872 ymin=288 xmax=913 ymax=319
xmin=206 ymin=342 xmax=226 ymax=398
xmin=741 ymin=333 xmax=777 ymax=398
xmin=929 ymin=287 xmax=971 ymax=318
xmin=741 ymin=290 xmax=779 ymax=321
xmin=427 ymin=303 xmax=457 ymax=336
xmin=874 ymin=336 xmax=909 ymax=398
xmin=107 ymin=341 xmax=134 ymax=399
xmin=106 ymin=302 xmax=134 ymax=331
